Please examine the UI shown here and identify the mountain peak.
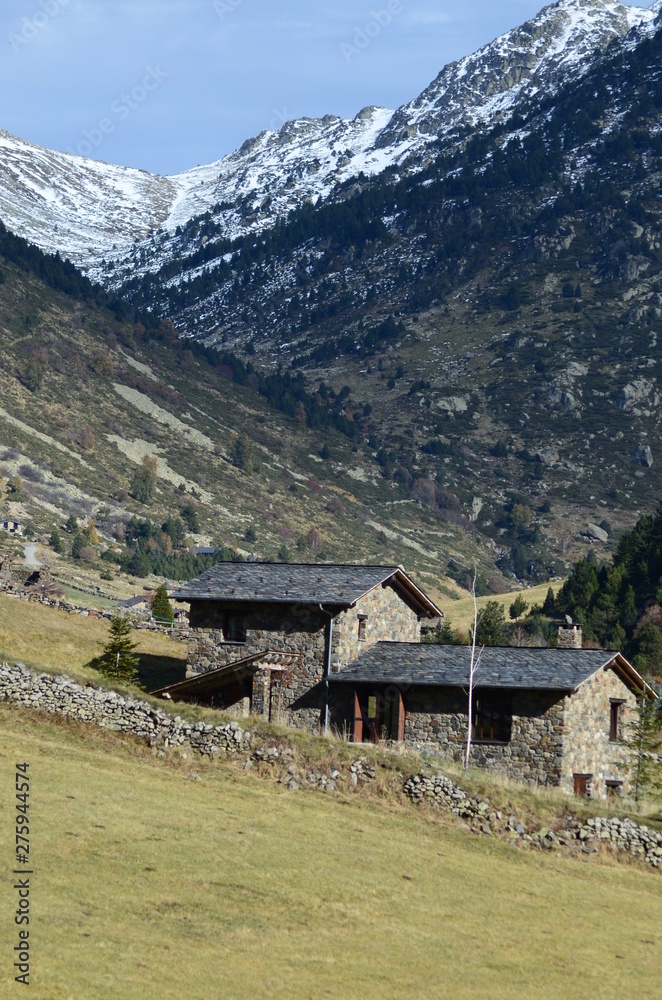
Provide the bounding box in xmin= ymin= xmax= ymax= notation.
xmin=0 ymin=0 xmax=659 ymax=280
xmin=377 ymin=0 xmax=657 ymax=148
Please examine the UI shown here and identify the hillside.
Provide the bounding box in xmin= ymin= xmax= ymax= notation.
xmin=1 ymin=700 xmax=661 ymax=999
xmin=5 ymin=0 xmax=662 ymax=589
xmin=112 ymin=3 xmax=662 ymax=579
xmin=0 ymin=245 xmax=498 ymax=599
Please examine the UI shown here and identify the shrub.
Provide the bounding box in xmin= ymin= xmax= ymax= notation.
xmin=230 ymin=433 xmax=254 ymax=474
xmin=180 ymin=504 xmax=200 ymax=533
xmin=306 ymin=527 xmax=322 ymax=552
xmin=49 ymin=529 xmax=63 ymax=554
xmin=77 ymin=426 xmax=95 ymax=452
xmin=130 ymin=457 xmax=158 ymax=504
xmin=71 ymin=534 xmax=85 ymax=560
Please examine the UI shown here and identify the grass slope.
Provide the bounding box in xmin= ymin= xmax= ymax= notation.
xmin=0 ymin=593 xmax=187 ymax=692
xmin=441 ymin=582 xmax=554 ymax=634
xmin=0 ymin=706 xmax=660 ymax=1000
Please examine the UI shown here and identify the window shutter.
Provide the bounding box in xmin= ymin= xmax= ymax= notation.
xmin=397 ymin=690 xmax=405 ymax=742
xmin=353 ymin=691 xmax=363 ymax=743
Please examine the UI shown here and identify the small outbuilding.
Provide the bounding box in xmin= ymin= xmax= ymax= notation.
xmin=1 ymin=520 xmax=24 ymax=536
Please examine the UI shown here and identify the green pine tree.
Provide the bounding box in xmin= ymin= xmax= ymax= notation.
xmin=509 ymin=595 xmax=529 ymax=621
xmin=97 ymin=615 xmax=139 ymax=683
xmin=620 ymin=684 xmax=662 ymax=803
xmin=472 ymin=601 xmax=507 ymax=646
xmin=49 ymin=529 xmax=63 ymax=554
xmin=152 ymin=584 xmax=174 ymax=623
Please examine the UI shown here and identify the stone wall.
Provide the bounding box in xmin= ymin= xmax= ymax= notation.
xmin=186 ymin=601 xmax=328 ymax=731
xmin=0 ymin=662 xmax=251 ymax=754
xmin=561 ymin=666 xmax=636 ymax=798
xmin=403 ymin=771 xmax=662 ymax=869
xmin=402 ymin=687 xmax=566 ymax=786
xmin=331 ymin=583 xmax=421 ymax=671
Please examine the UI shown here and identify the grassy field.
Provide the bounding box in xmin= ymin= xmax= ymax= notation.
xmin=0 ymin=705 xmax=660 ymax=1000
xmin=0 ymin=593 xmax=188 ymax=692
xmin=441 ymin=582 xmax=557 ymax=635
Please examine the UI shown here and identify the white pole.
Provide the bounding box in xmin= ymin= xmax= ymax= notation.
xmin=464 ymin=571 xmax=483 ymax=770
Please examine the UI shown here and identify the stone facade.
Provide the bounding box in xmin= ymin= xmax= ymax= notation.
xmin=362 ymin=686 xmax=566 ymax=787
xmin=561 ymin=665 xmax=636 ymax=798
xmin=185 ymin=582 xmax=423 ymax=732
xmin=331 ymin=584 xmax=421 ymax=671
xmin=186 ymin=601 xmax=328 ymax=731
xmin=330 ymin=664 xmax=636 ymax=798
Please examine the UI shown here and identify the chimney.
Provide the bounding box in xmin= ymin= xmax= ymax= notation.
xmin=557 ymin=625 xmax=583 ymax=649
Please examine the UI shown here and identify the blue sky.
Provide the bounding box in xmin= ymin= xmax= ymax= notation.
xmin=0 ymin=1 xmax=620 ymax=174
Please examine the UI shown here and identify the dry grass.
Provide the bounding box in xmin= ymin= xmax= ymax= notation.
xmin=0 ymin=592 xmax=187 ymax=686
xmin=442 ymin=581 xmax=558 ymax=634
xmin=0 ymin=704 xmax=660 ymax=1000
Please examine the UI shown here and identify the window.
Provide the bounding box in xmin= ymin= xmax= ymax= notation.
xmin=353 ymin=689 xmax=405 ymax=743
xmin=573 ymin=773 xmax=592 ymax=797
xmin=224 ymin=615 xmax=247 ymax=642
xmin=357 ymin=615 xmax=368 ymax=641
xmin=606 ymin=780 xmax=623 ymax=799
xmin=472 ymin=692 xmax=512 ymax=743
xmin=609 ymin=699 xmax=626 ymax=742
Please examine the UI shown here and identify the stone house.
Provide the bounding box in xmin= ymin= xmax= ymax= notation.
xmin=158 ymin=563 xmax=654 ymax=799
xmin=160 ymin=564 xmax=441 ymax=731
xmin=329 ymin=639 xmax=654 ymax=799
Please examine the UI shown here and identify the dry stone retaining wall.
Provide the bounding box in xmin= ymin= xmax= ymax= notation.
xmin=0 ymin=662 xmax=250 ymax=755
xmin=403 ymin=771 xmax=662 ymax=869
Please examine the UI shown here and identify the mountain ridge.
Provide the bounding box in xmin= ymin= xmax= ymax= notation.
xmin=0 ymin=0 xmax=658 ymax=287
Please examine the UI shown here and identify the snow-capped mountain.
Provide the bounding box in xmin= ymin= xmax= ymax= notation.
xmin=0 ymin=0 xmax=659 ymax=284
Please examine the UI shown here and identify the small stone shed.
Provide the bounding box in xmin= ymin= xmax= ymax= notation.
xmin=158 ymin=563 xmax=442 ymax=730
xmin=1 ymin=520 xmax=23 ymax=535
xmin=329 ymin=642 xmax=655 ymax=798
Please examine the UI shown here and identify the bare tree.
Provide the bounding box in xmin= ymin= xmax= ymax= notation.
xmin=464 ymin=571 xmax=484 ymax=770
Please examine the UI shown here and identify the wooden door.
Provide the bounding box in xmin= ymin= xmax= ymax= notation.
xmin=397 ymin=690 xmax=405 ymax=742
xmin=573 ymin=774 xmax=588 ymax=797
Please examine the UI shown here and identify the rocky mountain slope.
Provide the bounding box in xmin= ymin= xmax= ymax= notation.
xmin=0 ymin=1 xmax=657 ymax=287
xmin=3 ymin=0 xmax=662 ymax=590
xmin=0 ymin=242 xmax=501 ymax=601
xmin=109 ymin=0 xmax=662 ymax=582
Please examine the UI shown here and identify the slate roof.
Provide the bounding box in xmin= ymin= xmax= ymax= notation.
xmin=172 ymin=563 xmax=441 ymax=616
xmin=330 ymin=642 xmax=634 ymax=692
